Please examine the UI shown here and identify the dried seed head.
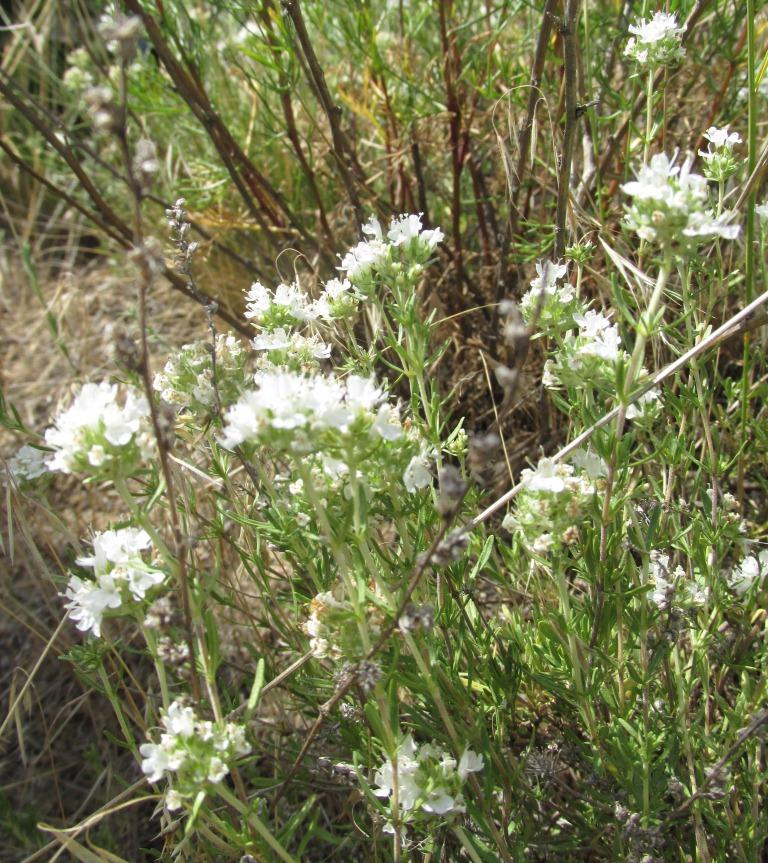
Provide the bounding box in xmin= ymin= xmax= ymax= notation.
xmin=155 ymin=402 xmax=177 ymax=451
xmin=430 ymin=529 xmax=469 ymax=566
xmin=157 ymin=636 xmax=189 ymax=667
xmin=84 ymin=85 xmax=122 ymax=133
xmin=468 ymin=431 xmax=500 ymax=486
xmin=435 ymin=465 xmax=468 ymax=519
xmin=133 ymin=139 xmax=159 ymax=192
xmin=354 ymin=660 xmax=382 ymax=695
xmin=112 ymin=329 xmax=144 ymax=374
xmin=398 ymin=603 xmax=435 ymax=634
xmin=144 ymin=596 xmax=175 ymax=629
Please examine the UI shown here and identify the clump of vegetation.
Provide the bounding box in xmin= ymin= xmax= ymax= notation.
xmin=2 ymin=1 xmax=767 ymax=861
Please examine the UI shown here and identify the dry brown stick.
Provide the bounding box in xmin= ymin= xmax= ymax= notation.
xmin=490 ymin=0 xmax=559 ymax=352
xmin=554 ymin=0 xmax=582 ymax=260
xmin=123 ymin=0 xmax=330 ymax=266
xmin=0 ymin=71 xmax=130 ymax=242
xmin=259 ymin=0 xmax=337 ymax=251
xmin=111 ymin=61 xmax=203 ymax=703
xmin=0 ymin=135 xmax=128 ymax=248
xmin=280 ymin=0 xmax=366 ymax=230
xmin=0 ymin=74 xmax=251 ymax=334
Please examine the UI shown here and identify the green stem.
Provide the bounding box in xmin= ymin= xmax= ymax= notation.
xmin=215 ymin=784 xmax=298 ymax=863
xmin=738 ymin=0 xmax=757 ymax=502
xmin=113 ymin=474 xmax=173 ymax=563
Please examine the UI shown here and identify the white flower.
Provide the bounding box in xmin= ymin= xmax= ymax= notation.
xmin=76 ymin=527 xmax=151 ymax=571
xmin=251 ymin=327 xmax=331 ymax=362
xmin=622 ymin=153 xmax=740 ymax=246
xmin=339 ymin=238 xmax=388 ymax=281
xmin=387 ymin=213 xmax=424 ymax=246
xmin=403 ymin=453 xmax=432 ymax=493
xmin=207 ymin=757 xmax=228 ymax=783
xmin=573 ymin=310 xmax=622 ymax=363
xmin=570 ymin=448 xmax=608 ymax=479
xmin=628 ymin=11 xmax=681 ymax=44
xmin=387 ymin=213 xmax=444 ymax=249
xmin=63 ymin=528 xmax=163 ymax=636
xmin=372 ymin=735 xmax=481 ymax=821
xmin=701 ymin=125 xmax=742 ymax=151
xmin=625 ymin=11 xmax=684 ymax=67
xmin=458 ymin=749 xmax=484 ymax=780
xmin=728 ymin=550 xmax=768 ymax=595
xmin=45 ymin=382 xmax=150 ymax=474
xmin=63 ymin=573 xmax=123 ymax=637
xmin=6 ymin=444 xmax=49 ymax=482
xmin=532 ymin=533 xmax=555 ymax=555
xmin=140 ymin=700 xmax=251 ymax=797
xmin=373 ymin=735 xmax=420 ymax=811
xmin=530 ymin=259 xmax=568 ymax=291
xmin=521 ymin=458 xmax=570 ymax=494
xmin=164 ymin=788 xmax=184 ymax=810
xmin=756 ymin=202 xmax=768 ymax=222
xmin=220 ymin=370 xmax=396 ymax=450
xmin=140 ymin=740 xmax=178 ymax=783
xmin=371 ymin=404 xmax=402 ymax=440
xmin=625 ymin=386 xmax=661 ymax=420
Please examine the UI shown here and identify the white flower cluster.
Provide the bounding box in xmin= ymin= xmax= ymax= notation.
xmin=502 ymin=456 xmax=598 ymax=554
xmin=244 ymin=277 xmax=363 ymax=331
xmin=543 ymin=310 xmax=625 ymax=391
xmin=727 ymin=549 xmax=768 ymax=596
xmin=45 ymin=382 xmax=152 ymax=476
xmin=621 ymin=153 xmax=740 ymax=248
xmin=649 ymin=551 xmax=708 ymax=611
xmin=251 ymin=327 xmax=331 ymax=371
xmin=6 ymin=444 xmax=49 ymax=484
xmin=624 ymin=11 xmax=684 ymax=68
xmin=140 ymin=700 xmax=251 ymax=811
xmin=154 ymin=334 xmax=248 ymax=413
xmin=220 ymin=370 xmax=401 ymax=452
xmin=403 ymin=450 xmax=433 ymax=494
xmin=372 ymin=735 xmax=483 ymax=826
xmin=339 ymin=214 xmax=443 ymax=287
xmin=62 ymin=528 xmax=164 ymax=637
xmin=698 ymin=125 xmax=742 ymax=183
xmin=519 ymin=260 xmax=581 ymax=335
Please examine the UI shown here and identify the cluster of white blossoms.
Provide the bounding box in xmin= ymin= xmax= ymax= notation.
xmin=502 ymin=456 xmax=600 ymax=555
xmin=6 ymin=444 xmax=49 ymax=484
xmin=727 ymin=549 xmax=768 ymax=596
xmin=251 ymin=327 xmax=331 ymax=371
xmin=698 ymin=125 xmax=742 ymax=183
xmin=519 ymin=260 xmax=581 ymax=335
xmin=649 ymin=551 xmax=708 ymax=612
xmin=621 ymin=153 xmax=740 ymax=248
xmin=154 ymin=334 xmax=248 ymax=413
xmin=220 ymin=370 xmax=401 ymax=452
xmin=62 ymin=528 xmax=164 ymax=637
xmin=372 ymin=735 xmax=483 ymax=827
xmin=140 ymin=700 xmax=251 ymax=811
xmin=244 ymin=277 xmax=364 ymax=331
xmin=543 ymin=309 xmax=625 ymax=391
xmin=339 ymin=214 xmax=443 ymax=288
xmin=624 ymin=11 xmax=684 ymax=69
xmin=44 ymin=382 xmax=152 ymax=476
